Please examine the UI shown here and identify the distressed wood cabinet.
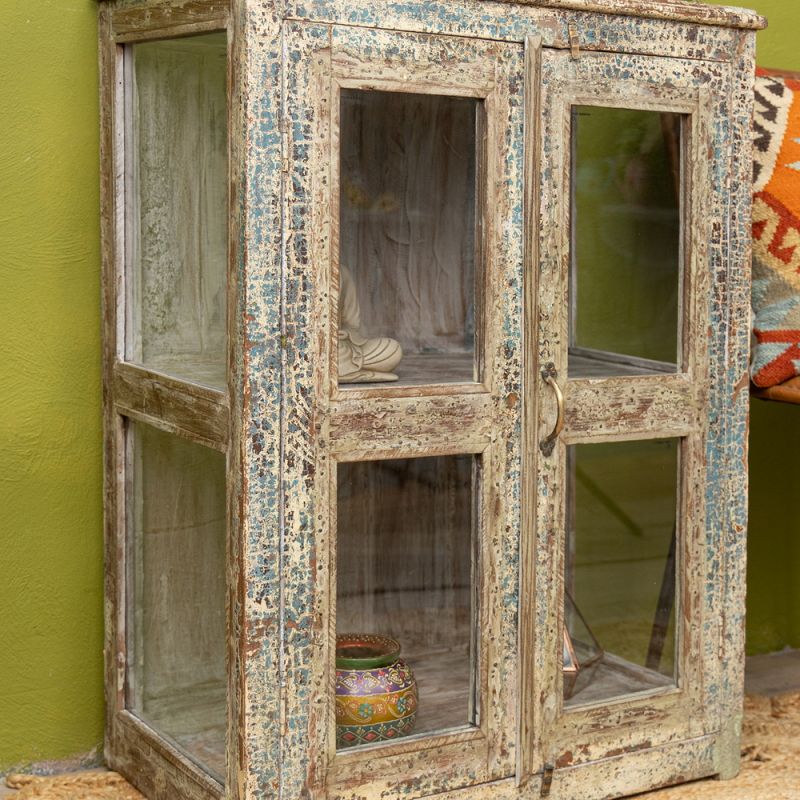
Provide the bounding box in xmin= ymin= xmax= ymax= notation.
xmin=98 ymin=1 xmax=764 ymax=798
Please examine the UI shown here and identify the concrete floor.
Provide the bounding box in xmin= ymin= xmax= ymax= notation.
xmin=744 ymin=648 xmax=800 ymax=695
xmin=2 ymin=650 xmax=798 ymax=797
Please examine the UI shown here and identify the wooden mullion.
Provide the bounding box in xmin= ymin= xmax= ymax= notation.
xmin=329 ymin=736 xmax=491 ymax=797
xmin=113 ymin=362 xmax=229 ymax=450
xmin=563 ymin=376 xmax=702 ymax=443
xmin=518 ymin=32 xmax=543 ymax=787
xmin=329 ymin=394 xmax=494 ymax=455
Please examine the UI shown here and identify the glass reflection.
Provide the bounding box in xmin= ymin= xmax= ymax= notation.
xmin=336 ymin=455 xmax=478 ymax=746
xmin=569 ymin=107 xmax=683 ymax=378
xmin=339 ymin=90 xmax=480 ymax=386
xmin=565 ymin=439 xmax=679 ymax=706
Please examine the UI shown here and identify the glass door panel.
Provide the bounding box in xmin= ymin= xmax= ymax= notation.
xmin=564 ymin=438 xmax=679 ymax=706
xmin=569 ymin=107 xmax=684 ymax=378
xmin=527 ymin=45 xmax=721 ymax=793
xmin=336 ymin=455 xmax=478 ymax=747
xmin=127 ymin=421 xmax=226 ymax=778
xmin=126 ymin=33 xmax=228 ymax=389
xmin=338 ymin=90 xmax=480 ymax=386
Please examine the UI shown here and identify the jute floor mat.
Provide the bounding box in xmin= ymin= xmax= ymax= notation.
xmin=641 ymin=692 xmax=800 ymax=799
xmin=5 ymin=693 xmax=800 ymax=798
xmin=4 ymin=770 xmax=143 ymax=798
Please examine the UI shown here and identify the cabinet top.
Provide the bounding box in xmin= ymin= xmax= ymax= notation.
xmin=501 ymin=0 xmax=765 ymax=30
xmin=96 ymin=0 xmax=767 ymax=31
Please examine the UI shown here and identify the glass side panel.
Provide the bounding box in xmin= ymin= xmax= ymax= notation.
xmin=338 ymin=90 xmax=479 ymax=387
xmin=564 ymin=439 xmax=679 ymax=707
xmin=336 ymin=455 xmax=478 ymax=748
xmin=569 ymin=107 xmax=683 ymax=378
xmin=126 ymin=33 xmax=228 ymax=389
xmin=127 ymin=421 xmax=226 ymax=779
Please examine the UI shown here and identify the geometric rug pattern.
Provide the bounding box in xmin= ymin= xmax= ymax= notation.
xmin=751 ymin=69 xmax=800 ymax=387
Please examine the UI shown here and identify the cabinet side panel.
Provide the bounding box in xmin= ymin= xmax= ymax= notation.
xmin=714 ymin=29 xmax=756 ymax=780
xmin=280 ymin=19 xmax=334 ymax=799
xmin=100 ymin=3 xmax=125 ymax=765
xmin=235 ymin=1 xmax=286 ymax=797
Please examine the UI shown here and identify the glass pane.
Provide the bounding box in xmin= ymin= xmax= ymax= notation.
xmin=339 ymin=90 xmax=479 ymax=386
xmin=127 ymin=33 xmax=228 ymax=389
xmin=127 ymin=421 xmax=226 ymax=778
xmin=564 ymin=439 xmax=678 ymax=707
xmin=569 ymin=107 xmax=683 ymax=378
xmin=336 ymin=455 xmax=477 ymax=748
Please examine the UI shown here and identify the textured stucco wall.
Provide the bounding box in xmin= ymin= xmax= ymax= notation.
xmin=0 ymin=0 xmax=798 ymax=774
xmin=0 ymin=0 xmax=104 ymax=771
xmin=707 ymin=0 xmax=800 ymax=655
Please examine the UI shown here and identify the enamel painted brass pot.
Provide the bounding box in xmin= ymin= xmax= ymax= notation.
xmin=335 ymin=633 xmax=418 ymax=748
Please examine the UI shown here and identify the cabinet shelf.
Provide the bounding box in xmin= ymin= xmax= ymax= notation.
xmin=569 ymin=349 xmax=676 ymax=379
xmin=341 ymin=351 xmax=476 ymax=389
xmin=138 ymin=681 xmax=226 ymax=780
xmin=568 ymin=652 xmax=674 ymax=708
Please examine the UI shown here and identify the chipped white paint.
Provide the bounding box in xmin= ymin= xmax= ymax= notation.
xmin=98 ymin=0 xmax=760 ymax=798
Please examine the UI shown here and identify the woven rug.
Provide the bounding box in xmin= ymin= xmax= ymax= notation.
xmin=5 ymin=694 xmax=800 ymax=798
xmin=751 ymin=68 xmax=800 ymax=388
xmin=3 ymin=771 xmax=143 ymax=799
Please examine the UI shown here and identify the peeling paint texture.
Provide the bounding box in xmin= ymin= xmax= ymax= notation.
xmin=97 ymin=0 xmax=760 ymax=798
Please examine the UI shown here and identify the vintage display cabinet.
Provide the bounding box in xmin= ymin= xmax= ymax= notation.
xmin=98 ymin=0 xmax=764 ymax=797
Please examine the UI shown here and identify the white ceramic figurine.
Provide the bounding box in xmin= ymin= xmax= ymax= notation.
xmin=338 ymin=266 xmax=403 ymax=382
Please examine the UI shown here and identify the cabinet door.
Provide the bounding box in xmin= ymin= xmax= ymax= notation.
xmin=522 ymin=47 xmax=734 ymax=797
xmin=282 ymin=23 xmax=524 ymax=800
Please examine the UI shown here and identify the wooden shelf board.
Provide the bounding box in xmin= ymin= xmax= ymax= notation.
xmin=566 ymin=651 xmax=674 ymax=707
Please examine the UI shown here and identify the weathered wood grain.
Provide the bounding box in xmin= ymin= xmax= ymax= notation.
xmin=113 ymin=712 xmax=224 ymax=799
xmin=232 ymin=2 xmax=285 ymax=799
xmin=113 ymin=362 xmax=229 ymax=449
xmin=712 ymin=27 xmax=756 ymax=782
xmin=330 ymin=393 xmax=494 ymax=453
xmin=111 ymin=0 xmax=229 ymax=41
xmin=562 ymin=375 xmax=702 ymax=442
xmin=225 ymin=2 xmax=245 ymax=798
xmin=100 ymin=0 xmax=126 ymax=778
xmin=493 ymin=0 xmax=765 ymax=29
xmin=286 ymin=0 xmax=749 ymax=63
xmin=99 ymin=1 xmax=758 ymax=798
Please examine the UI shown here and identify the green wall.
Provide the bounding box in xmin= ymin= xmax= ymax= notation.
xmin=0 ymin=0 xmax=798 ymax=774
xmin=707 ymin=0 xmax=800 ymax=654
xmin=0 ymin=0 xmax=104 ymax=772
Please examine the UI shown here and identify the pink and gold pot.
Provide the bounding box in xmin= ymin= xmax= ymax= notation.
xmin=335 ymin=633 xmax=418 ymax=748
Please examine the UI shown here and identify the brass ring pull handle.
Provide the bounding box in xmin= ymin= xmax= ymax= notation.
xmin=540 ymin=362 xmax=564 ymax=457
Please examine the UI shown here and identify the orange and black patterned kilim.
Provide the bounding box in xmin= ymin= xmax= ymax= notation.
xmin=751 ymin=68 xmax=800 ymax=387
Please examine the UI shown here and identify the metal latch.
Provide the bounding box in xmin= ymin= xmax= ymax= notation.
xmin=568 ymin=24 xmax=581 ymax=58
xmin=540 ymin=763 xmax=555 ymax=797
